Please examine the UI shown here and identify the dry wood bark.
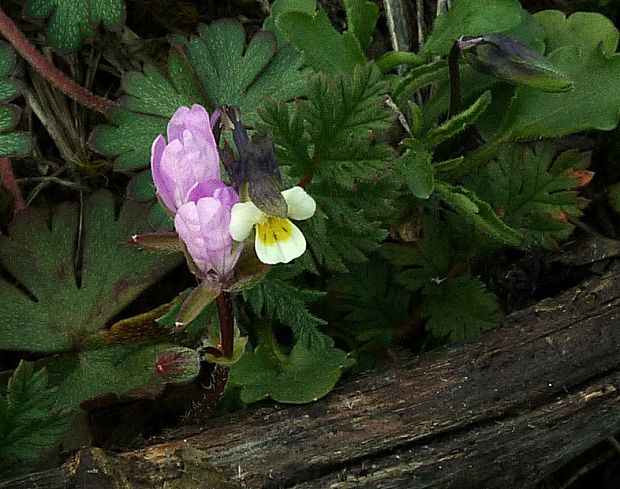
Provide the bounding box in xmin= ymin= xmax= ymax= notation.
xmin=3 ymin=249 xmax=620 ymax=489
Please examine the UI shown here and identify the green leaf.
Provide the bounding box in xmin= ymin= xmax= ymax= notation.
xmin=185 ymin=20 xmax=310 ymax=125
xmin=90 ymin=22 xmax=309 ymax=171
xmin=0 ymin=42 xmax=31 ymax=157
xmin=302 ymin=176 xmax=396 ymax=273
xmin=299 ymin=63 xmax=394 ymax=191
xmin=23 ymin=0 xmax=124 ymax=52
xmin=391 ymin=60 xmax=449 ymax=109
xmin=259 ymin=64 xmax=397 ymax=273
xmin=89 ymin=52 xmax=206 ymax=171
xmin=127 ymin=169 xmax=156 ymax=202
xmin=244 ymin=273 xmax=328 ymax=352
xmin=263 ymin=0 xmax=317 ymax=46
xmin=470 ymin=143 xmax=590 ymax=248
xmin=344 ymin=0 xmax=379 ymax=50
xmin=0 ymin=361 xmax=70 ymax=476
xmin=329 ymin=259 xmax=410 ymax=348
xmin=396 ymin=149 xmax=435 ymax=199
xmin=0 ymin=191 xmax=182 ymax=352
xmin=229 ymin=341 xmax=353 ymax=404
xmin=276 ymin=11 xmax=366 ymax=73
xmin=497 ymin=13 xmax=620 ymax=141
xmin=535 ymin=10 xmax=619 ymax=57
xmin=421 ymin=0 xmax=525 ymax=58
xmin=43 ymin=342 xmax=197 ymax=409
xmin=422 ymin=275 xmax=501 ymax=342
xmin=423 ymin=90 xmax=492 ymax=145
xmin=435 ymin=182 xmax=523 ymax=246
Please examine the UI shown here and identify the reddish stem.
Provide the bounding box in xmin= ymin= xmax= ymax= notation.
xmin=0 ymin=157 xmax=25 ymax=214
xmin=216 ymin=291 xmax=234 ymax=358
xmin=0 ymin=7 xmax=118 ymax=116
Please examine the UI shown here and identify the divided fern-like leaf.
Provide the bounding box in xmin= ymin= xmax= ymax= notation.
xmin=244 ymin=272 xmax=329 ymax=353
xmin=0 ymin=362 xmax=70 ymax=476
xmin=421 ymin=275 xmax=501 ymax=342
xmin=471 ymin=143 xmax=590 ymax=248
xmin=260 ymin=63 xmax=397 ymax=273
xmin=329 ymin=259 xmax=410 ymax=348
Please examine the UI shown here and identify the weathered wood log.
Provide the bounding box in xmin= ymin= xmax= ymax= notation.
xmin=3 ymin=253 xmax=620 ymax=489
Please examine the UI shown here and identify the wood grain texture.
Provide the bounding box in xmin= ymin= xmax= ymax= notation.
xmin=2 ymin=258 xmax=620 ymax=489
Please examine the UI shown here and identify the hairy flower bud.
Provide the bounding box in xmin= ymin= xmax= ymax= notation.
xmin=151 ymin=105 xmax=221 ymax=213
xmin=175 ymin=180 xmax=242 ymax=280
xmin=457 ymin=34 xmax=574 ymax=93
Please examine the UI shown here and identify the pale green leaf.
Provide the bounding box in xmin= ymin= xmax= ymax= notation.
xmin=344 ymin=0 xmax=379 ymax=50
xmin=276 ymin=10 xmax=366 ymax=73
xmin=229 ymin=341 xmax=353 ymax=404
xmin=421 ymin=0 xmax=524 ymax=58
xmin=396 ymin=149 xmax=435 ymax=199
xmin=535 ymin=10 xmax=619 ymax=57
xmin=424 ymin=90 xmax=492 ymax=145
xmin=263 ymin=0 xmax=316 ymax=46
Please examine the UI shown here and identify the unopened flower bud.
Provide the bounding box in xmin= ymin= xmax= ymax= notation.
xmin=456 ymin=34 xmax=574 ymax=93
xmin=155 ymin=347 xmax=200 ymax=384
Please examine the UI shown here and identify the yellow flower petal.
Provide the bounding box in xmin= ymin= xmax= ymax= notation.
xmin=255 ymin=217 xmax=306 ymax=264
xmin=282 ymin=186 xmax=316 ymax=221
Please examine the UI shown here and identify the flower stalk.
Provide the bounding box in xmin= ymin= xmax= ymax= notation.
xmin=0 ymin=157 xmax=25 ymax=215
xmin=0 ymin=7 xmax=118 ymax=115
xmin=216 ymin=291 xmax=234 ymax=358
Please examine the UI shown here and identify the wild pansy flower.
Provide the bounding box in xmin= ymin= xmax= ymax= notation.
xmin=150 ymin=104 xmax=242 ymax=281
xmin=220 ymin=106 xmax=316 ymax=265
xmin=230 ymin=186 xmax=316 ymax=264
xmin=151 ymin=104 xmax=221 ymax=213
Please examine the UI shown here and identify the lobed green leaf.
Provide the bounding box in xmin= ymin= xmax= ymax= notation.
xmin=24 ymin=0 xmax=125 ymax=52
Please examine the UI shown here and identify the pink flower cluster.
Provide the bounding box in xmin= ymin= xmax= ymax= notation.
xmin=151 ymin=105 xmax=241 ymax=280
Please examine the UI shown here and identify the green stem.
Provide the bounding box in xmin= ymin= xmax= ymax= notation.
xmin=0 ymin=7 xmax=118 ymax=115
xmin=448 ymin=41 xmax=461 ymax=118
xmin=216 ymin=291 xmax=234 ymax=358
xmin=377 ymin=51 xmax=426 ymax=72
xmin=391 ymin=60 xmax=449 ymax=108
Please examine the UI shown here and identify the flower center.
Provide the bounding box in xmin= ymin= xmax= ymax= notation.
xmin=256 ymin=216 xmax=293 ymax=245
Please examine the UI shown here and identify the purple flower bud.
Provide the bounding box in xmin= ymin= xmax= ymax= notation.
xmin=175 ymin=180 xmax=243 ymax=280
xmin=457 ymin=34 xmax=574 ymax=93
xmin=151 ymin=105 xmax=221 ymax=213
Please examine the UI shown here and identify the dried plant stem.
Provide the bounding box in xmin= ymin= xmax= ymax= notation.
xmin=216 ymin=291 xmax=234 ymax=358
xmin=0 ymin=157 xmax=25 ymax=214
xmin=0 ymin=7 xmax=117 ymax=116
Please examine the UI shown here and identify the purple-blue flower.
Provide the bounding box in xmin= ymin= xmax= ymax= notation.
xmin=175 ymin=180 xmax=242 ymax=280
xmin=151 ymin=104 xmax=221 ymax=213
xmin=150 ymin=105 xmax=242 ymax=280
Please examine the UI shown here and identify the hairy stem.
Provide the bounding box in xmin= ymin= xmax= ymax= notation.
xmin=216 ymin=291 xmax=234 ymax=358
xmin=377 ymin=51 xmax=426 ymax=72
xmin=0 ymin=7 xmax=118 ymax=115
xmin=0 ymin=157 xmax=25 ymax=214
